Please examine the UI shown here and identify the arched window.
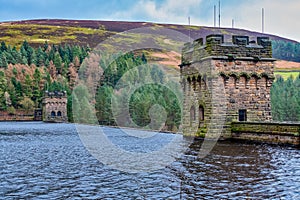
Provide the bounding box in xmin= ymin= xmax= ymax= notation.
xmin=51 ymin=111 xmax=56 ymax=117
xmin=192 ymin=76 xmax=196 ymax=91
xmin=255 ymin=78 xmax=258 ymax=89
xmin=197 ymin=76 xmax=202 ymax=91
xmin=57 ymin=111 xmax=62 ymax=117
xmin=199 ymin=105 xmax=204 ymax=122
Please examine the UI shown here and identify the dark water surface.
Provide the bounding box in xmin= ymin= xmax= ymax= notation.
xmin=1 ymin=122 xmax=299 ymax=199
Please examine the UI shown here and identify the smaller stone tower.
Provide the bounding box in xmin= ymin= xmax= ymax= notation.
xmin=180 ymin=34 xmax=275 ymax=138
xmin=43 ymin=91 xmax=68 ymax=122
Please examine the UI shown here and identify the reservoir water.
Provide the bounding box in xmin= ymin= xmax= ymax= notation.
xmin=1 ymin=122 xmax=300 ymax=199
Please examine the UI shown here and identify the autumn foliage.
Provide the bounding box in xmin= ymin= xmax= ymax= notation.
xmin=0 ymin=40 xmax=90 ymax=114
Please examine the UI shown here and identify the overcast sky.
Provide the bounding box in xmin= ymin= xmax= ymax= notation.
xmin=0 ymin=0 xmax=299 ymax=42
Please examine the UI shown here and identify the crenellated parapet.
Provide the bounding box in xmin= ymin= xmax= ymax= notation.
xmin=181 ymin=34 xmax=273 ymax=65
xmin=44 ymin=90 xmax=67 ymax=98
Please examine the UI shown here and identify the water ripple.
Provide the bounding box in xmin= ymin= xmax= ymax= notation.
xmin=0 ymin=122 xmax=299 ymax=199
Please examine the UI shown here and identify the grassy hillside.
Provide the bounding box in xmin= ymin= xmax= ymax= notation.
xmin=0 ymin=19 xmax=297 ymax=48
xmin=0 ymin=19 xmax=299 ymax=73
xmin=274 ymin=60 xmax=300 ymax=79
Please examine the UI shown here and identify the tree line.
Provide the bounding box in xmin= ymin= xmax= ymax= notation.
xmin=271 ymin=74 xmax=300 ymax=121
xmin=0 ymin=40 xmax=299 ymax=125
xmin=0 ymin=40 xmax=182 ymax=131
xmin=0 ymin=40 xmax=90 ymax=116
xmin=73 ymin=52 xmax=182 ymax=131
xmin=272 ymin=40 xmax=300 ymax=62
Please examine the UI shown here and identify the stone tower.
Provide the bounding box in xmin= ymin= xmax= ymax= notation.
xmin=180 ymin=34 xmax=275 ymax=138
xmin=43 ymin=91 xmax=68 ymax=122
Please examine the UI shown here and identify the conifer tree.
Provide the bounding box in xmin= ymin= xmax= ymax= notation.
xmin=0 ymin=71 xmax=7 ymax=109
xmin=54 ymin=52 xmax=62 ymax=74
xmin=0 ymin=53 xmax=8 ymax=68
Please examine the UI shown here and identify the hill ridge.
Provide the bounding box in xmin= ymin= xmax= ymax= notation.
xmin=1 ymin=19 xmax=298 ymax=44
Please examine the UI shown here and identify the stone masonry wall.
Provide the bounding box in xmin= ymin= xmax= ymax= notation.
xmin=215 ymin=59 xmax=274 ymax=122
xmin=43 ymin=91 xmax=68 ymax=122
xmin=180 ymin=34 xmax=275 ymax=138
xmin=231 ymin=122 xmax=300 ymax=145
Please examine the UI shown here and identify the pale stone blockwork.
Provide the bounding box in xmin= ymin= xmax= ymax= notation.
xmin=180 ymin=34 xmax=275 ymax=138
xmin=43 ymin=91 xmax=68 ymax=122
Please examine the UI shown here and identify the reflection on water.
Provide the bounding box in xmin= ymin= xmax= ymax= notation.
xmin=1 ymin=122 xmax=299 ymax=199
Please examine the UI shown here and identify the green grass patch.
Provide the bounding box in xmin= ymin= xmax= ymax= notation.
xmin=182 ymin=25 xmax=202 ymax=30
xmin=0 ymin=23 xmax=108 ymax=47
xmin=275 ymin=67 xmax=300 ymax=72
xmin=221 ymin=29 xmax=229 ymax=34
xmin=111 ymin=32 xmax=144 ymax=45
xmin=196 ymin=127 xmax=207 ymax=138
xmin=274 ymin=71 xmax=300 ymax=80
xmin=168 ymin=25 xmax=180 ymax=29
xmin=153 ymin=36 xmax=183 ymax=51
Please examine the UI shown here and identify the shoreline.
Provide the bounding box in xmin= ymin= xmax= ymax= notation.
xmin=1 ymin=120 xmax=299 ymax=147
